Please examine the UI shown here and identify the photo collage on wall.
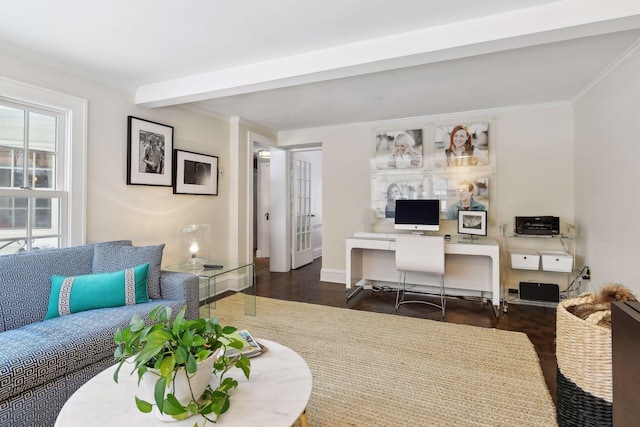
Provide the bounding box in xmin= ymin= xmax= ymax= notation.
xmin=371 ymin=121 xmax=494 ymax=220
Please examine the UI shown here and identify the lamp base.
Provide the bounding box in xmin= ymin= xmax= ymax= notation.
xmin=185 ymin=257 xmax=206 ymax=268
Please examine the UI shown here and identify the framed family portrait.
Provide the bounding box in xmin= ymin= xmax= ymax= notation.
xmin=373 ymin=129 xmax=423 ymax=170
xmin=430 ymin=122 xmax=491 ymax=170
xmin=430 ymin=174 xmax=489 ymax=220
xmin=370 ymin=172 xmax=429 ymax=218
xmin=127 ymin=116 xmax=173 ymax=186
xmin=173 ymin=149 xmax=219 ymax=195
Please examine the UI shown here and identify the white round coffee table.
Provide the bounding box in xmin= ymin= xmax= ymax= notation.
xmin=55 ymin=340 xmax=312 ymax=427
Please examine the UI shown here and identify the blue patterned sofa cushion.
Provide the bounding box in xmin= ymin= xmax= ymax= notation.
xmin=92 ymin=244 xmax=165 ymax=299
xmin=0 ymin=246 xmax=95 ymax=332
xmin=0 ymin=241 xmax=133 ymax=333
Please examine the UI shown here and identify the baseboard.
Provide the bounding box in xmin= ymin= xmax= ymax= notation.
xmin=320 ymin=268 xmax=345 ymax=284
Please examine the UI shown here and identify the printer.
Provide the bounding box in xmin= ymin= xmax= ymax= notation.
xmin=515 ymin=216 xmax=560 ymax=236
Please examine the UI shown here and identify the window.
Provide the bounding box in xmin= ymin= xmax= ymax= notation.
xmin=0 ymin=101 xmax=64 ymax=253
xmin=0 ymin=78 xmax=86 ymax=255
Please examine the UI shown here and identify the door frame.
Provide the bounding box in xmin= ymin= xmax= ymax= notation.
xmin=246 ymin=132 xmax=291 ymax=272
xmin=255 ymin=159 xmax=270 ymax=258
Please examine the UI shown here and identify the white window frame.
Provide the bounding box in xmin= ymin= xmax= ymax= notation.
xmin=0 ymin=76 xmax=87 ymax=248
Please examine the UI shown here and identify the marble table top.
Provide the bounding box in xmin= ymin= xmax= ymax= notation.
xmin=55 ymin=339 xmax=312 ymax=427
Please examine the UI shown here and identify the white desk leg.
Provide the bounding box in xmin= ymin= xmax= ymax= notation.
xmin=346 ymin=244 xmax=364 ymax=301
xmin=491 ymin=252 xmax=500 ymax=318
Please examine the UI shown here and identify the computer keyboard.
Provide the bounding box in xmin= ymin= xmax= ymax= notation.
xmin=353 ymin=231 xmax=402 ymax=240
xmin=353 ymin=231 xmax=457 ymax=241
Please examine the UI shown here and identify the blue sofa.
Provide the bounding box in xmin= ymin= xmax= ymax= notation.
xmin=0 ymin=241 xmax=199 ymax=427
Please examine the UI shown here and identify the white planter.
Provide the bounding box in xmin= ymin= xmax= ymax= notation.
xmin=138 ymin=353 xmax=217 ymax=422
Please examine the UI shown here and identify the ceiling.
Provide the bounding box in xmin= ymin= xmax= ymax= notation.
xmin=1 ymin=1 xmax=640 ymax=132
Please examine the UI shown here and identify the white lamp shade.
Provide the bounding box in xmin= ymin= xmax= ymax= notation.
xmin=178 ymin=224 xmax=211 ymax=265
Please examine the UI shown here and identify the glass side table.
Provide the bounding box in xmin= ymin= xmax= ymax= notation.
xmin=165 ymin=260 xmax=256 ymax=316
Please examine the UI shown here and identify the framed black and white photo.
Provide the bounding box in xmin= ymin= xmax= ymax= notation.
xmin=458 ymin=210 xmax=487 ymax=237
xmin=173 ymin=149 xmax=219 ymax=195
xmin=127 ymin=116 xmax=173 ymax=186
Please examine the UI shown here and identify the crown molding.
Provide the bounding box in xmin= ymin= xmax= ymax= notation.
xmin=572 ymin=37 xmax=640 ymax=104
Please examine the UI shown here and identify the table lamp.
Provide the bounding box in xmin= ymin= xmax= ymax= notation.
xmin=178 ymin=224 xmax=211 ymax=266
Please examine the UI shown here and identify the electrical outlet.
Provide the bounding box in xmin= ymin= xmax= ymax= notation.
xmin=582 ymin=267 xmax=591 ymax=281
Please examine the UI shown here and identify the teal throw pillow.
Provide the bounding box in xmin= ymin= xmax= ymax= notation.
xmin=45 ymin=263 xmax=150 ymax=320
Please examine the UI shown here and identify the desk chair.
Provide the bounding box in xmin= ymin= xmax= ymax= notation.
xmin=394 ymin=235 xmax=446 ymax=317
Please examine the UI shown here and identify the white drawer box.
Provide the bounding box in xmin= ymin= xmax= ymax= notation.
xmin=539 ymin=251 xmax=573 ymax=272
xmin=510 ymin=251 xmax=540 ymax=270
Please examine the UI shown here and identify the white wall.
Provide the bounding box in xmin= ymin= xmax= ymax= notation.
xmin=574 ymin=51 xmax=640 ymax=296
xmin=494 ymin=106 xmax=574 ymax=223
xmin=0 ymin=52 xmax=233 ymax=266
xmin=280 ymin=104 xmax=575 ymax=283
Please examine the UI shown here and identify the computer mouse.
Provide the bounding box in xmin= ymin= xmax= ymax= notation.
xmin=444 ymin=234 xmax=451 ymax=241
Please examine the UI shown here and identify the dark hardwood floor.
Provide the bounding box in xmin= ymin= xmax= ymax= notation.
xmin=251 ymin=256 xmax=558 ymax=405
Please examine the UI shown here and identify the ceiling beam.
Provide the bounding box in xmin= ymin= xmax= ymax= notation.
xmin=136 ymin=0 xmax=640 ymax=108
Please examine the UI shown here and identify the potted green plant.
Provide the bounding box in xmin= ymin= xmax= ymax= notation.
xmin=113 ymin=305 xmax=250 ymax=424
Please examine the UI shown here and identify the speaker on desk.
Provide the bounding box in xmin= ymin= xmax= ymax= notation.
xmin=519 ymin=282 xmax=560 ymax=303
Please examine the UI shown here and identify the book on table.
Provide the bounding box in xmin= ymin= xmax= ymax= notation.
xmin=225 ymin=329 xmax=267 ymax=358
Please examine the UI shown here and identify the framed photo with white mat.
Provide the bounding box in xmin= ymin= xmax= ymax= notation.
xmin=127 ymin=116 xmax=173 ymax=186
xmin=173 ymin=149 xmax=219 ymax=195
xmin=458 ymin=210 xmax=487 ymax=241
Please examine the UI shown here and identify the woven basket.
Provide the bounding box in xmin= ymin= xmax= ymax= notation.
xmin=556 ymin=298 xmax=612 ymax=427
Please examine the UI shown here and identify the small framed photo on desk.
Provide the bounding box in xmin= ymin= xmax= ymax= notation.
xmin=458 ymin=210 xmax=487 ymax=237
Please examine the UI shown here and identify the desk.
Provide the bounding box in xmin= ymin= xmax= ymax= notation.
xmin=165 ymin=260 xmax=256 ymax=316
xmin=55 ymin=340 xmax=312 ymax=427
xmin=346 ymin=236 xmax=500 ymax=317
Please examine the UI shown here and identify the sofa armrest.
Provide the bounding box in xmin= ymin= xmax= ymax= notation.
xmin=159 ymin=271 xmax=200 ymax=320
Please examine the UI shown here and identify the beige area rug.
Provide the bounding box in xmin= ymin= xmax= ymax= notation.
xmin=204 ymin=294 xmax=557 ymax=427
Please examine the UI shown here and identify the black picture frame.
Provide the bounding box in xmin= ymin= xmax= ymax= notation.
xmin=127 ymin=116 xmax=173 ymax=186
xmin=458 ymin=210 xmax=488 ymax=236
xmin=173 ymin=149 xmax=219 ymax=196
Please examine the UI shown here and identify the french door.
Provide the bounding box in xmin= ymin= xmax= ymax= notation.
xmin=291 ymin=153 xmax=313 ymax=269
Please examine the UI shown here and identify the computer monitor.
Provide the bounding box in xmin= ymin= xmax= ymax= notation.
xmin=394 ymin=199 xmax=440 ymax=232
xmin=457 ymin=210 xmax=487 ymax=241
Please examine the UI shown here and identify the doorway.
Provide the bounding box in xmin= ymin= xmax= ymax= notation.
xmin=253 ymin=147 xmax=271 ymax=272
xmin=249 ymin=132 xmax=323 ymax=272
